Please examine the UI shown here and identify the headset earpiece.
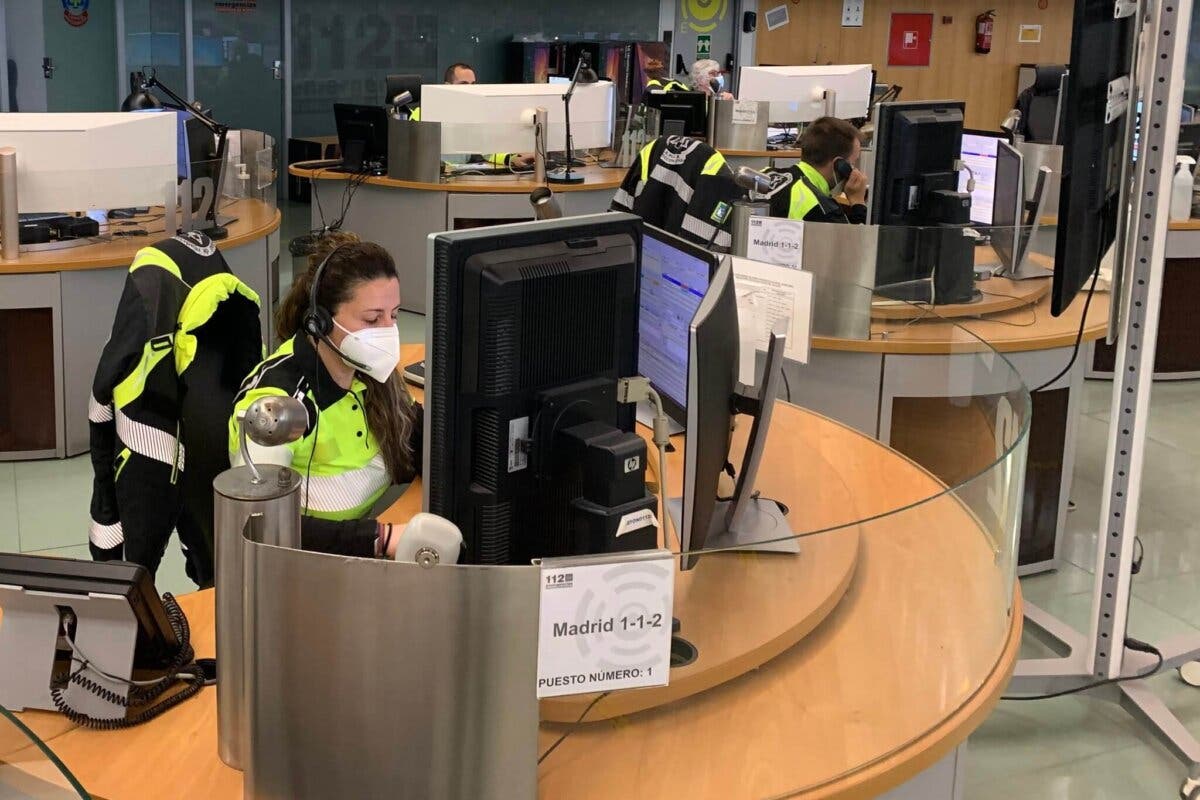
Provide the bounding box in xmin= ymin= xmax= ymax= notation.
xmin=302 ymin=243 xmax=348 ymax=340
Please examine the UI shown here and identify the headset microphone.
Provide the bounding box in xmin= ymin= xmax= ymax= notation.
xmin=301 ymin=242 xmax=372 ymax=372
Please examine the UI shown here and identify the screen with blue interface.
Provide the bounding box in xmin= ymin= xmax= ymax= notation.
xmin=638 ymin=233 xmax=712 ymax=413
xmin=959 ymin=132 xmax=1003 ymax=225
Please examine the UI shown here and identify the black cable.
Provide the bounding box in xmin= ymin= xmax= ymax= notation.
xmin=49 ymin=593 xmax=204 ymax=729
xmin=1002 ymin=638 xmax=1163 ymax=701
xmin=781 ymin=367 xmax=792 ymax=404
xmin=1031 ymin=269 xmax=1101 ymax=392
xmin=538 ymin=691 xmax=610 ymax=765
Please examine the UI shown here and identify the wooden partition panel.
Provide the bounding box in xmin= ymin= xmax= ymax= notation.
xmin=755 ymin=0 xmax=1074 ymax=131
xmin=0 ymin=308 xmax=56 ymax=453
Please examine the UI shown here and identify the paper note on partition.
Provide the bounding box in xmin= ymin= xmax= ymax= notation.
xmin=745 ymin=216 xmax=805 ymax=267
xmin=731 ymin=256 xmax=814 ymax=385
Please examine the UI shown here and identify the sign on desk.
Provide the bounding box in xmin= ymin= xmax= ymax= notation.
xmin=746 ymin=216 xmax=805 ymax=267
xmin=536 ymin=549 xmax=674 ymax=698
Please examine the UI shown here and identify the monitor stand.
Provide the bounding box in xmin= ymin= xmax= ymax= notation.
xmin=667 ymin=497 xmax=798 ymax=556
xmin=636 ymin=401 xmax=683 ymax=435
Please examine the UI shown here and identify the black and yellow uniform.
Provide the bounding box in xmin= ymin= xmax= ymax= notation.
xmin=752 ymin=161 xmax=868 ymax=224
xmin=645 ymin=77 xmax=689 ymax=92
xmin=611 ymin=136 xmax=740 ymax=248
xmin=228 ymin=333 xmax=422 ymax=556
xmin=89 ymin=232 xmax=264 ymax=586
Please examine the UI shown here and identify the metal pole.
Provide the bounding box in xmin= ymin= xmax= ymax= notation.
xmin=0 ymin=147 xmax=18 ymax=260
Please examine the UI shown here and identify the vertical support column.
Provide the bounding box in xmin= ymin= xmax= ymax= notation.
xmin=1091 ymin=0 xmax=1193 ymax=679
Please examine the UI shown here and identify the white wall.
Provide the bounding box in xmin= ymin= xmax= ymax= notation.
xmin=5 ymin=0 xmax=46 ymax=112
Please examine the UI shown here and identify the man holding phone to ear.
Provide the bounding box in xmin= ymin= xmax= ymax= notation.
xmin=753 ymin=116 xmax=869 ymax=224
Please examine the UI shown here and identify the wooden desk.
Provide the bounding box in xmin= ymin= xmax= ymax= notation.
xmin=10 ymin=370 xmax=1022 ymax=800
xmin=288 ymin=162 xmax=625 ymax=195
xmin=0 ymin=199 xmax=280 ymax=460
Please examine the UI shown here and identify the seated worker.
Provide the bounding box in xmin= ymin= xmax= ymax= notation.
xmin=690 ymin=58 xmax=734 ymax=100
xmin=753 ymin=116 xmax=870 ymax=224
xmin=228 ymin=232 xmax=419 ymax=558
xmin=410 ymin=62 xmax=535 ymax=170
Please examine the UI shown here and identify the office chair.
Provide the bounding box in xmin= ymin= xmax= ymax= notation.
xmin=1014 ymin=65 xmax=1067 ymax=144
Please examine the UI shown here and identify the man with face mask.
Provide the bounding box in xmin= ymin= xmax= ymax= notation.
xmin=690 ymin=59 xmax=734 ymax=100
xmin=229 ymin=232 xmax=421 ymax=559
xmin=751 ymin=116 xmax=870 ymax=224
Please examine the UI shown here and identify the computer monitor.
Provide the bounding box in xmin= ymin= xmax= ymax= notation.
xmin=737 ymin=64 xmax=872 ymax=123
xmin=419 ymin=82 xmax=615 ymax=155
xmin=959 ymin=130 xmax=1004 ymax=225
xmin=668 ymin=258 xmax=795 ymax=571
xmin=1179 ymin=121 xmax=1200 ymax=162
xmin=991 ymin=141 xmax=1023 ymax=270
xmin=871 ymin=100 xmax=975 ymax=304
xmin=424 ymin=213 xmax=658 ymax=565
xmin=333 ymin=103 xmax=389 ymax=174
xmin=644 ymin=90 xmax=708 ymax=138
xmin=384 ymin=73 xmax=422 ymax=108
xmin=1051 ymin=0 xmax=1135 ymax=316
xmin=638 ymin=225 xmax=721 ymax=426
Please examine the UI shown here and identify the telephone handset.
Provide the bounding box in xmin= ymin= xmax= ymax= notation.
xmin=830 ymin=157 xmax=855 ymax=197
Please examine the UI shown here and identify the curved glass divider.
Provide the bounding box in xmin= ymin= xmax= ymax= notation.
xmin=0 ymin=705 xmax=88 ymax=799
xmin=535 ymin=257 xmax=1033 ymax=799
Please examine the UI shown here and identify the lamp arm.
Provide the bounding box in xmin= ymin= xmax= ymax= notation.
xmin=562 ymin=59 xmax=585 ymax=104
xmin=142 ymin=75 xmax=227 ymax=135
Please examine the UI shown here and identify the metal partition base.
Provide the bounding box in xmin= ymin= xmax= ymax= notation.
xmin=1012 ymin=602 xmax=1200 ymax=782
xmin=667 ymin=498 xmax=800 ymax=556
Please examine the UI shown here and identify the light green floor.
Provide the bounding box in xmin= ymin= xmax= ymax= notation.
xmin=965 ymin=378 xmax=1200 ymax=799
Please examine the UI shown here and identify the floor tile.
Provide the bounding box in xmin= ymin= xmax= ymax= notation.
xmin=965 ymin=737 xmax=1185 ymax=799
xmin=1026 ymin=587 xmax=1198 ymax=646
xmin=1148 ymin=401 xmax=1200 ymax=455
xmin=23 ymin=544 xmax=91 ymax=560
xmin=155 ymin=535 xmax=196 ymax=596
xmin=13 ymin=456 xmax=93 ymax=553
xmin=0 ymin=462 xmax=17 ymax=553
xmin=1080 ymin=379 xmax=1114 ymax=419
xmin=1020 ymin=562 xmax=1094 ymax=607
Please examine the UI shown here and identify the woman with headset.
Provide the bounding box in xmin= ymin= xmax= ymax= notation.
xmin=227 ymin=232 xmax=419 ymax=558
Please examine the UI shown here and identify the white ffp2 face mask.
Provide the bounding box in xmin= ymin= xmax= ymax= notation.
xmin=333 ymin=320 xmax=401 ymax=383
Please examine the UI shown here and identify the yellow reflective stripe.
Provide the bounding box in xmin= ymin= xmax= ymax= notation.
xmin=129 ymin=247 xmax=182 ymax=281
xmin=700 ymin=151 xmax=727 ymax=176
xmin=485 ymin=153 xmax=510 ymax=166
xmin=638 ymin=140 xmax=655 ymax=181
xmin=410 ymin=106 xmax=421 ymax=121
xmin=175 ymin=274 xmax=261 ymax=375
xmin=114 ymin=447 xmax=132 ymax=481
xmin=111 ymin=338 xmax=173 ymax=409
xmin=789 ymin=181 xmax=819 ymax=220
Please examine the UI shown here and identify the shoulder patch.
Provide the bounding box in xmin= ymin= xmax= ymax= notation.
xmin=750 ymin=169 xmax=795 ymax=201
xmin=173 ymin=231 xmax=217 ymax=257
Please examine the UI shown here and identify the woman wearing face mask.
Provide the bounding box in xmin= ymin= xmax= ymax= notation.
xmin=227 ymin=232 xmax=419 ymax=558
xmin=690 ymin=58 xmax=734 ymax=100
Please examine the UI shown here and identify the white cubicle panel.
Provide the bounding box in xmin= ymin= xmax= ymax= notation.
xmin=738 ymin=65 xmax=873 ymax=123
xmin=0 ymin=112 xmax=177 ymax=213
xmin=420 ymin=83 xmax=615 ymax=155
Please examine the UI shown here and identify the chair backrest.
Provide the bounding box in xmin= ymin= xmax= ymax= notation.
xmin=1017 ymin=65 xmax=1067 ymax=143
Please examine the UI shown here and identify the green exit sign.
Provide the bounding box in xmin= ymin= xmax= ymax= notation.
xmin=696 ymin=35 xmax=711 ymax=57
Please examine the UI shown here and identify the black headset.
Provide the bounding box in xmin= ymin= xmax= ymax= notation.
xmin=300 ymin=242 xmax=370 ymax=371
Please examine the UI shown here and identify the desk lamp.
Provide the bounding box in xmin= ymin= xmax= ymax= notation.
xmin=547 ymin=54 xmax=599 ymax=185
xmin=121 ymin=69 xmax=230 ymax=240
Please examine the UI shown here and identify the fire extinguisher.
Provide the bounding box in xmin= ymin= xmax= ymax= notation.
xmin=976 ymin=10 xmax=996 ymax=54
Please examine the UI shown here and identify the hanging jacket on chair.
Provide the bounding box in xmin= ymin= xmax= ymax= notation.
xmin=88 ymin=232 xmax=264 ymax=588
xmin=610 ymin=135 xmax=739 ymax=249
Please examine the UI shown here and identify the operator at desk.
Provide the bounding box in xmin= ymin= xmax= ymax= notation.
xmin=408 ymin=62 xmax=535 ymax=170
xmin=228 ymin=232 xmax=420 ymax=558
xmin=753 ymin=116 xmax=870 ymax=224
xmin=690 ymin=58 xmax=735 ymax=100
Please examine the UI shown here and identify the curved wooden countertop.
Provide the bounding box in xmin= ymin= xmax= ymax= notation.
xmin=0 ymin=199 xmax=280 ymax=276
xmin=289 ymin=161 xmax=625 ymax=194
xmin=721 ymin=148 xmax=804 ymax=158
xmin=10 ymin=348 xmax=1021 ymax=800
xmin=818 ymin=278 xmax=1109 ymax=355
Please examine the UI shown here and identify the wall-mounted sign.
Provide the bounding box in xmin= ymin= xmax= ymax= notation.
xmin=1018 ymin=24 xmax=1043 ymax=43
xmin=62 ymin=0 xmax=89 ymax=28
xmin=888 ymin=13 xmax=933 ymax=67
xmin=764 ymin=5 xmax=791 ymax=30
xmin=696 ymin=34 xmax=711 ymax=58
xmin=216 ymin=0 xmax=258 ymax=12
xmin=682 ymin=0 xmax=729 ymax=34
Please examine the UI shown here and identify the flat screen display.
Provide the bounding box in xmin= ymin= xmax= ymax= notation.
xmin=959 ymin=132 xmax=1003 ymax=225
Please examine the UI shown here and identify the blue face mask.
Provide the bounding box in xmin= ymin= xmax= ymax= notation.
xmin=714 ymin=74 xmax=726 ymax=92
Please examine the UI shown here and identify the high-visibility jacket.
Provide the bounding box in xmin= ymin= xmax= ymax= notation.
xmin=751 ymin=161 xmax=868 ymax=224
xmin=645 ymin=78 xmax=690 ymax=92
xmin=89 ymin=232 xmax=264 ymax=587
xmin=611 ymin=136 xmax=740 ymax=249
xmin=409 ymin=106 xmax=511 ymax=167
xmin=228 ymin=333 xmax=423 ymax=557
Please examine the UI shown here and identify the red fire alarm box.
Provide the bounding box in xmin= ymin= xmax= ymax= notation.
xmin=888 ymin=13 xmax=934 ymax=67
